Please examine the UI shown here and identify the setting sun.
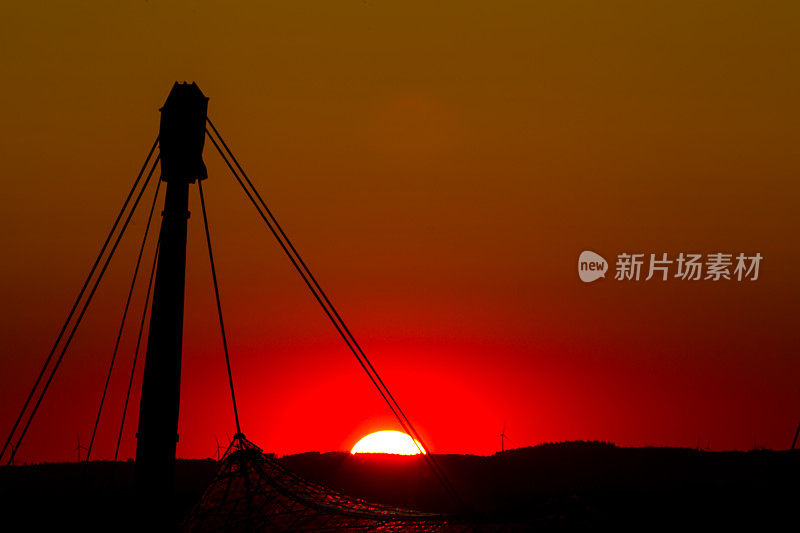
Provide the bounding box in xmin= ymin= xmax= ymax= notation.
xmin=350 ymin=431 xmax=427 ymax=455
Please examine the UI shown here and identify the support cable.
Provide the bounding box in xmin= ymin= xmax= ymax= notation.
xmin=205 ymin=122 xmax=461 ymax=504
xmin=204 ymin=132 xmax=399 ymax=423
xmin=198 ymin=179 xmax=242 ymax=435
xmin=204 ymin=132 xmax=405 ymax=435
xmin=205 ymin=126 xmax=463 ymax=508
xmin=0 ymin=138 xmax=159 ymax=463
xmin=206 ymin=119 xmax=448 ymax=469
xmin=7 ymin=155 xmax=160 ymax=465
xmin=85 ymin=176 xmax=163 ymax=462
xmin=114 ymin=237 xmax=159 ymax=462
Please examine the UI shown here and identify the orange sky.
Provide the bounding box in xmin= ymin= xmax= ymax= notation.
xmin=1 ymin=2 xmax=799 ymax=462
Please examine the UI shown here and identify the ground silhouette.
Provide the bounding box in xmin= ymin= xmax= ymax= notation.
xmin=1 ymin=441 xmax=797 ymax=531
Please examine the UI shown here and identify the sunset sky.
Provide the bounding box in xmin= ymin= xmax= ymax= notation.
xmin=1 ymin=2 xmax=798 ymax=462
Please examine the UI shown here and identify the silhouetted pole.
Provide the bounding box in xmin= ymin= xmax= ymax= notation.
xmin=135 ymin=82 xmax=208 ymax=506
xmin=792 ymin=421 xmax=800 ymax=450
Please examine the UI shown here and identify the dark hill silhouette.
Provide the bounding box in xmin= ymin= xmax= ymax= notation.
xmin=1 ymin=441 xmax=797 ymax=531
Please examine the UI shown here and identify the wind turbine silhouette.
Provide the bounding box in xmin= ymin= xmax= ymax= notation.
xmin=499 ymin=422 xmax=510 ymax=453
xmin=215 ymin=436 xmax=224 ymax=461
xmin=74 ymin=434 xmax=88 ymax=462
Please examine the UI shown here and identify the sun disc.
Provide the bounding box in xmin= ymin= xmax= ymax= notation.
xmin=350 ymin=430 xmax=426 ymax=455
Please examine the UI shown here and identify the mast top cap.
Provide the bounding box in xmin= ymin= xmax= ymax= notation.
xmin=159 ymin=82 xmax=209 ymax=183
